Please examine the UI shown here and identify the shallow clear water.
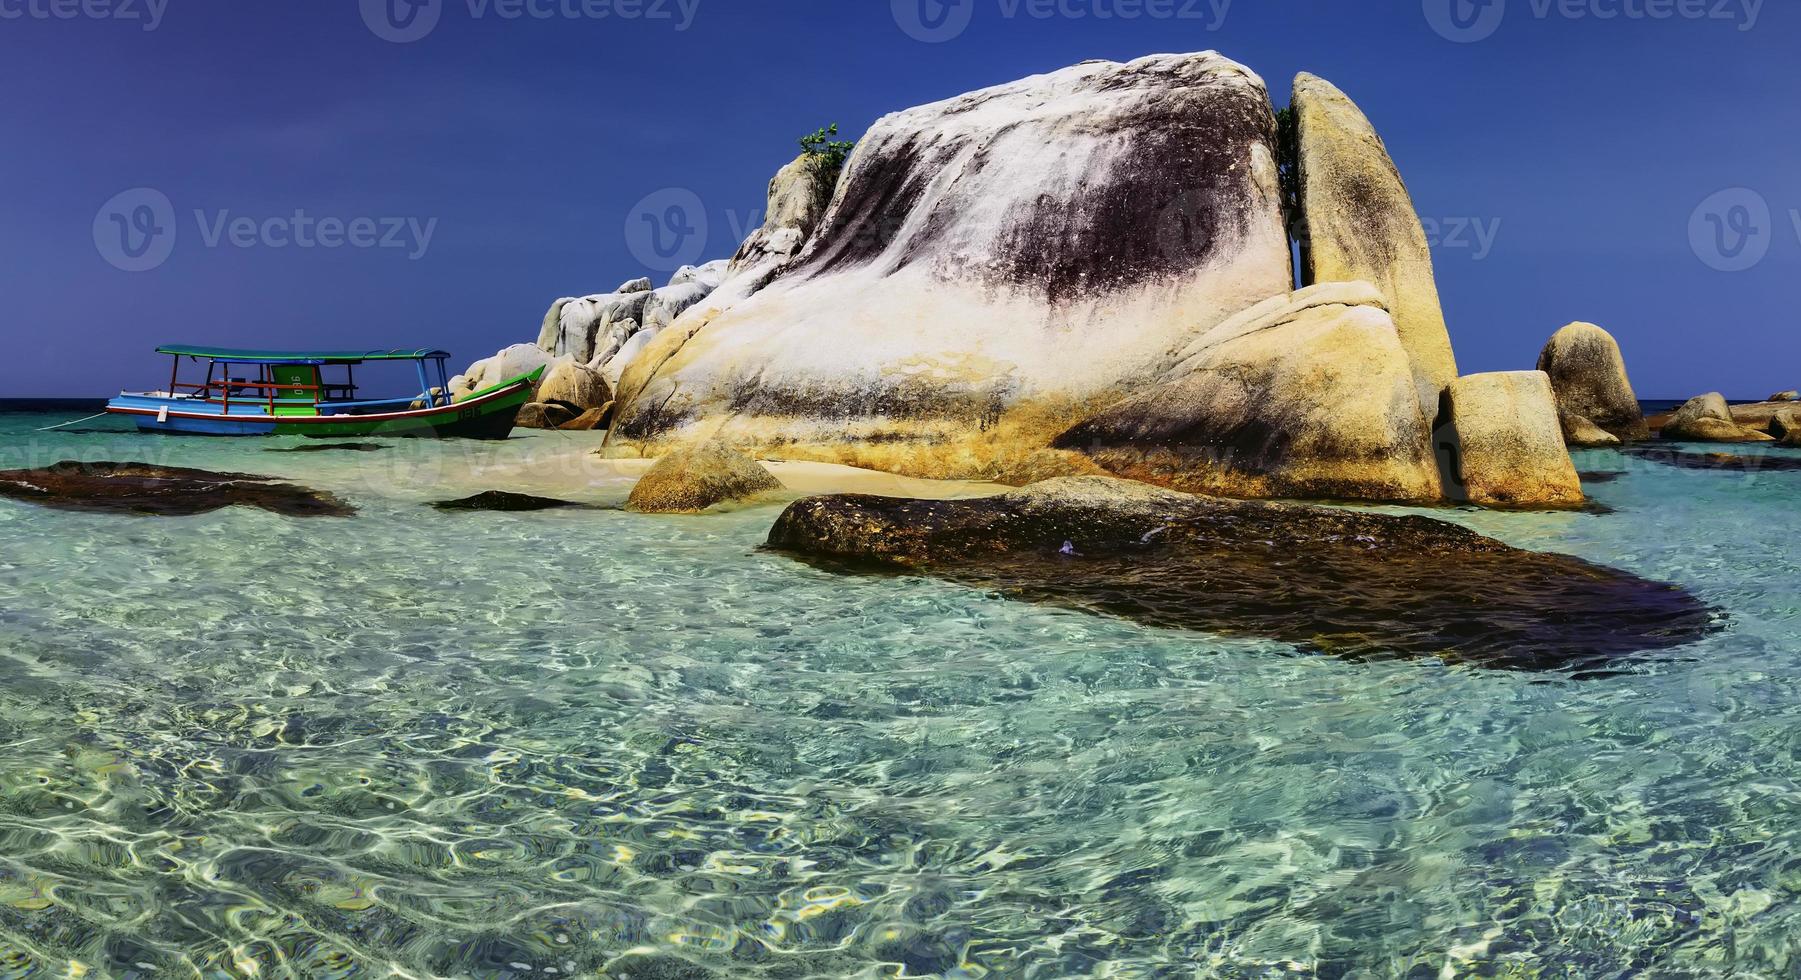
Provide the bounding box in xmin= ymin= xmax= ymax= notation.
xmin=1 ymin=412 xmax=1798 ymax=978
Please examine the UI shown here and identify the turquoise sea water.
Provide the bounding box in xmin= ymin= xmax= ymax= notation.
xmin=1 ymin=410 xmax=1799 ymax=978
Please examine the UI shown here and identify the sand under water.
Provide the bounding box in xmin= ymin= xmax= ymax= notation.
xmin=0 ymin=408 xmax=1797 ymax=976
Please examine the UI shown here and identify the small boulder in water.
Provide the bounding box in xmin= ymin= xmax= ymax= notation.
xmin=0 ymin=461 xmax=354 ymax=518
xmin=626 ymin=441 xmax=782 ymax=514
xmin=1622 ymin=446 xmax=1801 ymax=473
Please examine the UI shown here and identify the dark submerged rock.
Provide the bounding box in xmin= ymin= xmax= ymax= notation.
xmin=432 ymin=491 xmax=588 ymax=512
xmin=1621 ymin=446 xmax=1801 ymax=474
xmin=0 ymin=461 xmax=354 ymax=518
xmin=766 ymin=477 xmax=1715 ymax=670
xmin=264 ymin=442 xmax=388 ymax=453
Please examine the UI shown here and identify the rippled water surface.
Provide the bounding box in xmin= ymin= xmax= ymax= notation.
xmin=1 ymin=411 xmax=1799 ymax=978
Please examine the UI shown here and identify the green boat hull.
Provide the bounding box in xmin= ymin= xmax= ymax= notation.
xmin=108 ymin=369 xmax=543 ymax=440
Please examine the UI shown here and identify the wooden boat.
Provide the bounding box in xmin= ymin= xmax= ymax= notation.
xmin=106 ymin=346 xmax=542 ymax=439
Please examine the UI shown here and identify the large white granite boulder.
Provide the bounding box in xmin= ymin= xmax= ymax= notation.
xmin=610 ymin=52 xmax=1295 ymax=480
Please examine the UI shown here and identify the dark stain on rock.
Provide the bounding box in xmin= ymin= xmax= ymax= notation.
xmin=0 ymin=461 xmax=355 ymax=518
xmin=723 ymin=374 xmax=1019 ymax=427
xmin=1053 ymin=365 xmax=1435 ymax=502
xmin=788 ymin=65 xmax=1278 ymax=307
xmin=612 ymin=381 xmax=696 ymax=442
xmin=766 ymin=486 xmax=1716 ymax=670
xmin=790 ymin=138 xmax=933 ymax=276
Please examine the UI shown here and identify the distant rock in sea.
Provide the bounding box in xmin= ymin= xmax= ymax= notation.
xmin=1662 ymin=393 xmax=1776 ymax=443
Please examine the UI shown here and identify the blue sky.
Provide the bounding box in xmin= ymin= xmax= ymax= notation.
xmin=0 ymin=0 xmax=1794 ymax=397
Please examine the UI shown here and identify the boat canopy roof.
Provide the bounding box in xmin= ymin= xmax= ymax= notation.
xmin=156 ymin=345 xmax=452 ymax=365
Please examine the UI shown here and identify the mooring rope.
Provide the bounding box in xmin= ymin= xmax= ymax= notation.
xmin=34 ymin=412 xmax=112 ymax=433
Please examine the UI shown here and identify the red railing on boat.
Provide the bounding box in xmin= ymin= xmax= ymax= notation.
xmin=169 ymin=380 xmax=354 ymax=413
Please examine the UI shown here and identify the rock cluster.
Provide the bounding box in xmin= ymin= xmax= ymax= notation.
xmin=451 ymin=262 xmax=731 ymax=428
xmin=474 ymin=52 xmax=1635 ymax=507
xmin=1661 ymin=393 xmax=1776 ymax=443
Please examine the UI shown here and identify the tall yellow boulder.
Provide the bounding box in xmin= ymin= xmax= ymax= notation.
xmin=1294 ymin=73 xmax=1458 ymax=419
